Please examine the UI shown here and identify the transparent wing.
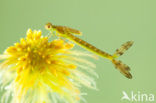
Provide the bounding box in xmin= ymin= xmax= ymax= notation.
xmin=54 ymin=26 xmax=82 ymax=36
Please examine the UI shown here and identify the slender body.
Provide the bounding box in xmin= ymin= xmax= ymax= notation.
xmin=63 ymin=33 xmax=113 ymax=60
xmin=45 ymin=22 xmax=134 ymax=79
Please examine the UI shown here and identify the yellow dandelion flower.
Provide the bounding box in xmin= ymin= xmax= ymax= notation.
xmin=0 ymin=29 xmax=98 ymax=103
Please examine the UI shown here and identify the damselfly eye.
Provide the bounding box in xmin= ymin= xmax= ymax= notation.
xmin=45 ymin=23 xmax=53 ymax=30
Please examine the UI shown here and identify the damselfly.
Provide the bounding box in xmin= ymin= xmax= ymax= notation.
xmin=45 ymin=22 xmax=134 ymax=79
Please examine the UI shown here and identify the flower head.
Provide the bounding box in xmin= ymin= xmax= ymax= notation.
xmin=0 ymin=29 xmax=98 ymax=103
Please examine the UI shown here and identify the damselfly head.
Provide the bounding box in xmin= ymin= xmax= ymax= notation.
xmin=45 ymin=22 xmax=53 ymax=30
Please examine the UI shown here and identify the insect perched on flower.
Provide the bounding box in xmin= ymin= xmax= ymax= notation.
xmin=0 ymin=29 xmax=98 ymax=103
xmin=45 ymin=22 xmax=134 ymax=79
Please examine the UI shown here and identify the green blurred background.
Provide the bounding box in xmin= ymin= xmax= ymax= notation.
xmin=0 ymin=0 xmax=156 ymax=103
